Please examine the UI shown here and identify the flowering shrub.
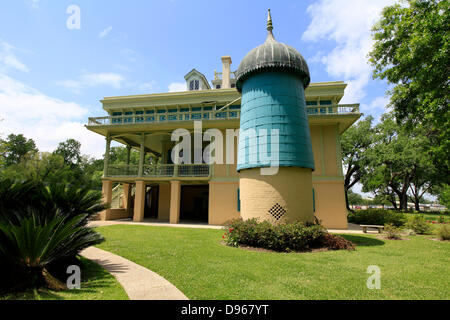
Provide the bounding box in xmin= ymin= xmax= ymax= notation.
xmin=223 ymin=218 xmax=354 ymax=252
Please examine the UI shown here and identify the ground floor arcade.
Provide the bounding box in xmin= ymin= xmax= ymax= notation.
xmin=99 ymin=179 xmax=240 ymax=226
xmin=99 ymin=177 xmax=349 ymax=229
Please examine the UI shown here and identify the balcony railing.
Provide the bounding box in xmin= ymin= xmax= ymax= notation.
xmin=88 ymin=109 xmax=241 ymax=126
xmin=106 ymin=164 xmax=211 ymax=178
xmin=306 ymin=104 xmax=360 ymax=116
xmin=87 ymin=104 xmax=359 ymax=127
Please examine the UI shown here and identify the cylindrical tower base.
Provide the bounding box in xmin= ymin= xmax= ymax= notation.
xmin=239 ymin=167 xmax=314 ymax=224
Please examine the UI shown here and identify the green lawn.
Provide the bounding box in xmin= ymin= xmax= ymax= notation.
xmin=95 ymin=225 xmax=449 ymax=300
xmin=1 ymin=257 xmax=128 ymax=300
xmin=405 ymin=212 xmax=449 ymax=223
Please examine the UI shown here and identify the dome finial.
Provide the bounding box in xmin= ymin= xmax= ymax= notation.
xmin=267 ymin=9 xmax=273 ymax=39
xmin=267 ymin=9 xmax=274 ymax=36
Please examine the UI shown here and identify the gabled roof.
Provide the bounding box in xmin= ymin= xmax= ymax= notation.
xmin=184 ymin=68 xmax=211 ymax=90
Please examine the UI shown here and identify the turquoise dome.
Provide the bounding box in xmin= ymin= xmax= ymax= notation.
xmin=236 ymin=11 xmax=310 ymax=92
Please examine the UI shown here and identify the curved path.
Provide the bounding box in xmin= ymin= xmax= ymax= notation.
xmin=80 ymin=247 xmax=188 ymax=300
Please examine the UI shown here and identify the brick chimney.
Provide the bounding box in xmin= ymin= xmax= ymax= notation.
xmin=221 ymin=56 xmax=232 ymax=89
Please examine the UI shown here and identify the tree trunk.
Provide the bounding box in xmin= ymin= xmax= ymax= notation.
xmin=42 ymin=268 xmax=67 ymax=291
xmin=345 ymin=188 xmax=352 ymax=212
xmin=400 ymin=192 xmax=408 ymax=211
xmin=414 ymin=196 xmax=420 ymax=212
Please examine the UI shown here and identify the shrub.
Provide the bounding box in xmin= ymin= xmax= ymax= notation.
xmin=384 ymin=223 xmax=402 ymax=240
xmin=348 ymin=210 xmax=406 ymax=227
xmin=0 ymin=178 xmax=105 ymax=294
xmin=437 ymin=225 xmax=450 ymax=241
xmin=223 ymin=219 xmax=354 ymax=252
xmin=407 ymin=215 xmax=432 ymax=235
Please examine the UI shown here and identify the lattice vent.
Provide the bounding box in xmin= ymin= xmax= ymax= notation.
xmin=268 ymin=203 xmax=287 ymax=221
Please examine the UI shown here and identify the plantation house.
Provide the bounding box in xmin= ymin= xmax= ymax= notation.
xmin=86 ymin=55 xmax=360 ymax=229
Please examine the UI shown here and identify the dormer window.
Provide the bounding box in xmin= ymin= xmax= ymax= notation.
xmin=190 ymin=80 xmax=200 ymax=91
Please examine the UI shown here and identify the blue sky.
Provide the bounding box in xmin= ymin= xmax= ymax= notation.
xmin=0 ymin=0 xmax=396 ymax=159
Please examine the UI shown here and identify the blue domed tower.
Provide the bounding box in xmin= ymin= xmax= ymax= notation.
xmin=236 ymin=10 xmax=315 ymax=224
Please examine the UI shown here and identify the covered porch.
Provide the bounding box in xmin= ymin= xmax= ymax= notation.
xmin=99 ymin=179 xmax=211 ymax=224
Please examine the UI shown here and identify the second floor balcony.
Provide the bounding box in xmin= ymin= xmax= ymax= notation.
xmin=87 ymin=104 xmax=360 ymax=127
xmin=106 ymin=163 xmax=211 ymax=180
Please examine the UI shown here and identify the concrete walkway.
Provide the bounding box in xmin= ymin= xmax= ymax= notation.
xmin=80 ymin=246 xmax=188 ymax=300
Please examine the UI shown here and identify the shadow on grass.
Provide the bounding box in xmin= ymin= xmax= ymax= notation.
xmin=1 ymin=256 xmax=116 ymax=300
xmin=341 ymin=235 xmax=386 ymax=247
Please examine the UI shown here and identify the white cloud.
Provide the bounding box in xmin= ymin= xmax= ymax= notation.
xmin=58 ymin=72 xmax=125 ymax=93
xmin=0 ymin=41 xmax=104 ymax=158
xmin=0 ymin=74 xmax=105 ymax=158
xmin=168 ymin=82 xmax=186 ymax=92
xmin=99 ymin=26 xmax=113 ymax=38
xmin=0 ymin=40 xmax=29 ymax=73
xmin=302 ymin=0 xmax=396 ymax=104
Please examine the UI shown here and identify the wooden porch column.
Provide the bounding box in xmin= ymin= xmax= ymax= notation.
xmin=134 ymin=181 xmax=146 ymax=222
xmin=103 ymin=134 xmax=111 ymax=177
xmin=126 ymin=145 xmax=131 ymax=165
xmin=122 ymin=183 xmax=132 ymax=214
xmin=138 ymin=134 xmax=145 ymax=177
xmin=169 ymin=181 xmax=181 ymax=224
xmin=100 ymin=180 xmax=113 ymax=220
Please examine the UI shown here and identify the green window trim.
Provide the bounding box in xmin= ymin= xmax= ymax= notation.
xmin=237 ymin=188 xmax=241 ymax=212
xmin=313 ymin=188 xmax=315 ymax=212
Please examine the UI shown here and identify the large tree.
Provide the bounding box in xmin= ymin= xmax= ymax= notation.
xmin=341 ymin=116 xmax=375 ymax=211
xmin=0 ymin=134 xmax=37 ymax=167
xmin=53 ymin=139 xmax=82 ymax=168
xmin=369 ymin=0 xmax=449 ymax=177
xmin=362 ymin=113 xmax=436 ymax=211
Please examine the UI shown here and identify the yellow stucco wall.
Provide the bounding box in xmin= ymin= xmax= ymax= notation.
xmin=313 ymin=181 xmax=348 ymax=229
xmin=208 ymin=181 xmax=240 ymax=225
xmin=158 ymin=183 xmax=171 ymax=220
xmin=310 ymin=124 xmax=348 ymax=229
xmin=239 ymin=167 xmax=314 ymax=224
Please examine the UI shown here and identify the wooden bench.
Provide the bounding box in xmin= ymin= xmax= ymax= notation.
xmin=361 ymin=225 xmax=385 ymax=234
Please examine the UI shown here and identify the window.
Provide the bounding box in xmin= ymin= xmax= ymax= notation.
xmin=231 ymin=83 xmax=236 ymax=88
xmin=216 ymin=85 xmax=221 ymax=89
xmin=189 ymin=80 xmax=200 ymax=91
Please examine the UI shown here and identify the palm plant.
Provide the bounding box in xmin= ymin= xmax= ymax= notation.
xmin=0 ymin=178 xmax=106 ymax=292
xmin=0 ymin=207 xmax=104 ymax=290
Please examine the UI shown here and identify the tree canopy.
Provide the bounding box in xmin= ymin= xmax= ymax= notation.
xmin=341 ymin=116 xmax=375 ymax=210
xmin=369 ymin=0 xmax=449 ymax=176
xmin=0 ymin=134 xmax=38 ymax=167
